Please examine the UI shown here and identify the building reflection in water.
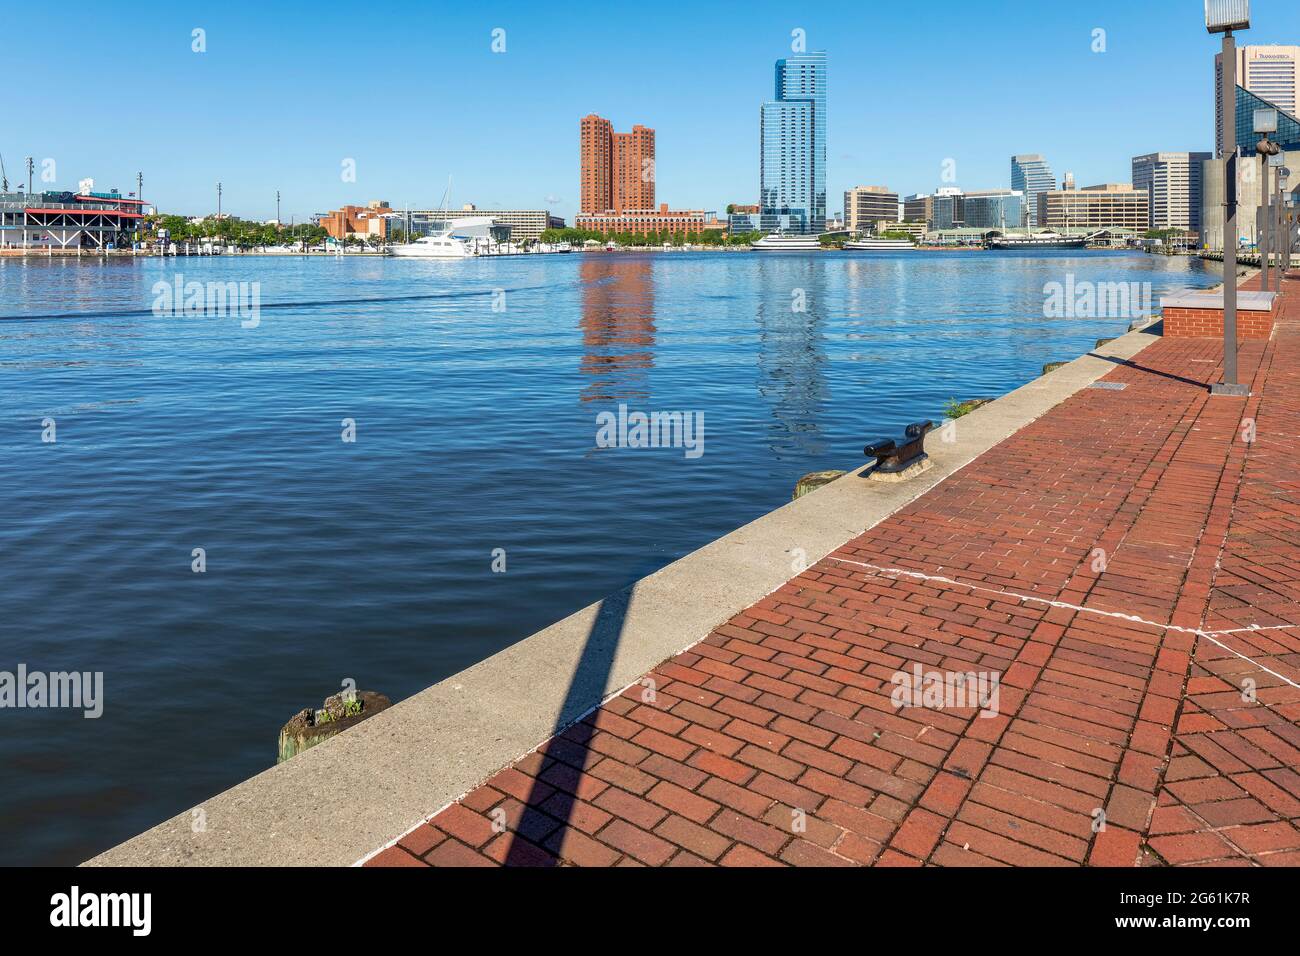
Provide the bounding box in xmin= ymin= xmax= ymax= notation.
xmin=578 ymin=255 xmax=656 ymax=405
xmin=753 ymin=258 xmax=830 ymax=458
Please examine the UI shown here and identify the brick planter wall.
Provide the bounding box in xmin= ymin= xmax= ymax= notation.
xmin=1163 ymin=304 xmax=1275 ymax=339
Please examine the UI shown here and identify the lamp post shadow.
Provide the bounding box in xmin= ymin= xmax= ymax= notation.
xmin=502 ymin=586 xmax=634 ymax=866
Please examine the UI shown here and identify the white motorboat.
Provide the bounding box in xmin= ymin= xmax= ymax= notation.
xmin=752 ymin=233 xmax=823 ymax=251
xmin=388 ymin=228 xmax=476 ymax=259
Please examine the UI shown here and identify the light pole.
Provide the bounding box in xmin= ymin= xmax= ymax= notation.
xmin=217 ymin=182 xmax=223 ymax=219
xmin=1255 ymin=109 xmax=1277 ymax=286
xmin=1207 ymin=0 xmax=1251 ymax=396
xmin=1276 ymin=165 xmax=1289 ymax=288
xmin=276 ymin=190 xmax=281 ymax=227
xmin=25 ymin=156 xmax=33 ymax=194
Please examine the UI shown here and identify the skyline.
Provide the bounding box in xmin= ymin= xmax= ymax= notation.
xmin=7 ymin=0 xmax=1300 ymax=223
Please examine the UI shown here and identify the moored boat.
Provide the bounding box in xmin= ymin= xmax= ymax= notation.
xmin=985 ymin=232 xmax=1090 ymax=250
xmin=752 ymin=233 xmax=823 ymax=251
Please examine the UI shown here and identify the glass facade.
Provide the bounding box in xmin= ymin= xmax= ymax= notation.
xmin=1236 ymin=85 xmax=1300 ymax=151
xmin=1011 ymin=155 xmax=1055 ymax=227
xmin=932 ymin=193 xmax=964 ymax=230
xmin=760 ymin=52 xmax=827 ymax=235
xmin=964 ymin=191 xmax=1024 ymax=230
xmin=727 ymin=212 xmax=762 ymax=234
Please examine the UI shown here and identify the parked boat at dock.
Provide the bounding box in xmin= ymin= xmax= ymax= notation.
xmin=387 ymin=232 xmax=475 ymax=258
xmin=752 ymin=233 xmax=823 ymax=251
xmin=985 ymin=232 xmax=1091 ymax=250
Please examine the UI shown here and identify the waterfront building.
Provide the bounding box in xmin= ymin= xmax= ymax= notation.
xmin=577 ymin=203 xmax=717 ymax=237
xmin=317 ymin=201 xmax=395 ymax=240
xmin=1216 ymin=45 xmax=1300 ymax=152
xmin=903 ymin=193 xmax=933 ymax=227
xmin=1011 ymin=154 xmax=1055 ymax=228
xmin=1037 ymin=184 xmax=1149 ymax=232
xmin=759 ymin=51 xmax=827 ymax=234
xmin=1202 ymin=86 xmax=1300 ymax=249
xmin=923 ymin=228 xmax=989 ymax=247
xmin=1200 ymin=147 xmax=1300 ymax=251
xmin=962 ymin=189 xmax=1024 ymax=230
xmin=402 ymin=204 xmax=564 ymax=243
xmin=1232 ymin=86 xmax=1300 ymax=152
xmin=580 ymin=115 xmax=655 ymax=215
xmin=1131 ymin=152 xmax=1212 ymax=233
xmin=843 ymin=185 xmax=898 ymax=233
xmin=0 ymin=187 xmax=144 ymax=249
xmin=875 ymin=220 xmax=927 ymax=239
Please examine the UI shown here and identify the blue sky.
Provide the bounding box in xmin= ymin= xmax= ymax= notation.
xmin=9 ymin=0 xmax=1299 ymax=223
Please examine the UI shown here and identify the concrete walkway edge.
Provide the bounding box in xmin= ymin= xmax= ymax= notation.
xmin=89 ymin=321 xmax=1174 ymax=867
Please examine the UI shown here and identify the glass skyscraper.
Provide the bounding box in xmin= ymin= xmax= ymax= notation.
xmin=1011 ymin=154 xmax=1055 ymax=228
xmin=760 ymin=52 xmax=827 ymax=235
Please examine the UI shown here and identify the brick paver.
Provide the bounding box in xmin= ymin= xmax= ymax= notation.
xmin=369 ymin=272 xmax=1300 ymax=867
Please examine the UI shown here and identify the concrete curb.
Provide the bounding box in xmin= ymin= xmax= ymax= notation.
xmin=87 ymin=321 xmax=1169 ymax=867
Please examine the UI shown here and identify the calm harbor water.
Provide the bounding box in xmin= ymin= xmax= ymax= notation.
xmin=0 ymin=249 xmax=1218 ymax=865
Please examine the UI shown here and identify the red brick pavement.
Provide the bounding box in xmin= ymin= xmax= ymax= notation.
xmin=368 ymin=273 xmax=1300 ymax=867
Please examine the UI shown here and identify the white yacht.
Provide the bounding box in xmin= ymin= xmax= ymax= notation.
xmin=752 ymin=233 xmax=823 ymax=251
xmin=844 ymin=237 xmax=915 ymax=251
xmin=388 ymin=231 xmax=475 ymax=258
xmin=388 ymin=216 xmax=497 ymax=259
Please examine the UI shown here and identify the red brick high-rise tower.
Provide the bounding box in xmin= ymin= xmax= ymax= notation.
xmin=581 ymin=114 xmax=654 ymax=214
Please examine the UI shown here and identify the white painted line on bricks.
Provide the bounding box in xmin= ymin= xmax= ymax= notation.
xmin=826 ymin=556 xmax=1300 ymax=692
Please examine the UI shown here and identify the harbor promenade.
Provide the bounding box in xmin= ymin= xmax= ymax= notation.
xmin=368 ymin=272 xmax=1300 ymax=868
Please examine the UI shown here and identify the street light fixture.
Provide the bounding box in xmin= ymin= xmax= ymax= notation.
xmin=1206 ymin=0 xmax=1250 ymax=32
xmin=1208 ymin=0 xmax=1250 ymax=396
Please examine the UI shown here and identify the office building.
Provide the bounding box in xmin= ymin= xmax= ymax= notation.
xmin=760 ymin=51 xmax=827 ymax=234
xmin=580 ymin=114 xmax=655 ymax=214
xmin=1131 ymin=153 xmax=1212 ymax=232
xmin=1011 ymin=154 xmax=1055 ymax=227
xmin=931 ymin=188 xmax=965 ymax=230
xmin=843 ymin=185 xmax=898 ymax=233
xmin=1037 ymin=184 xmax=1149 ymax=231
xmin=903 ymin=193 xmax=933 ymax=227
xmin=962 ymin=189 xmax=1024 ymax=230
xmin=1216 ymin=45 xmax=1300 ymax=151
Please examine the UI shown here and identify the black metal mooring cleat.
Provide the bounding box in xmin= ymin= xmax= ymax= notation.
xmin=864 ymin=421 xmax=934 ymax=474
